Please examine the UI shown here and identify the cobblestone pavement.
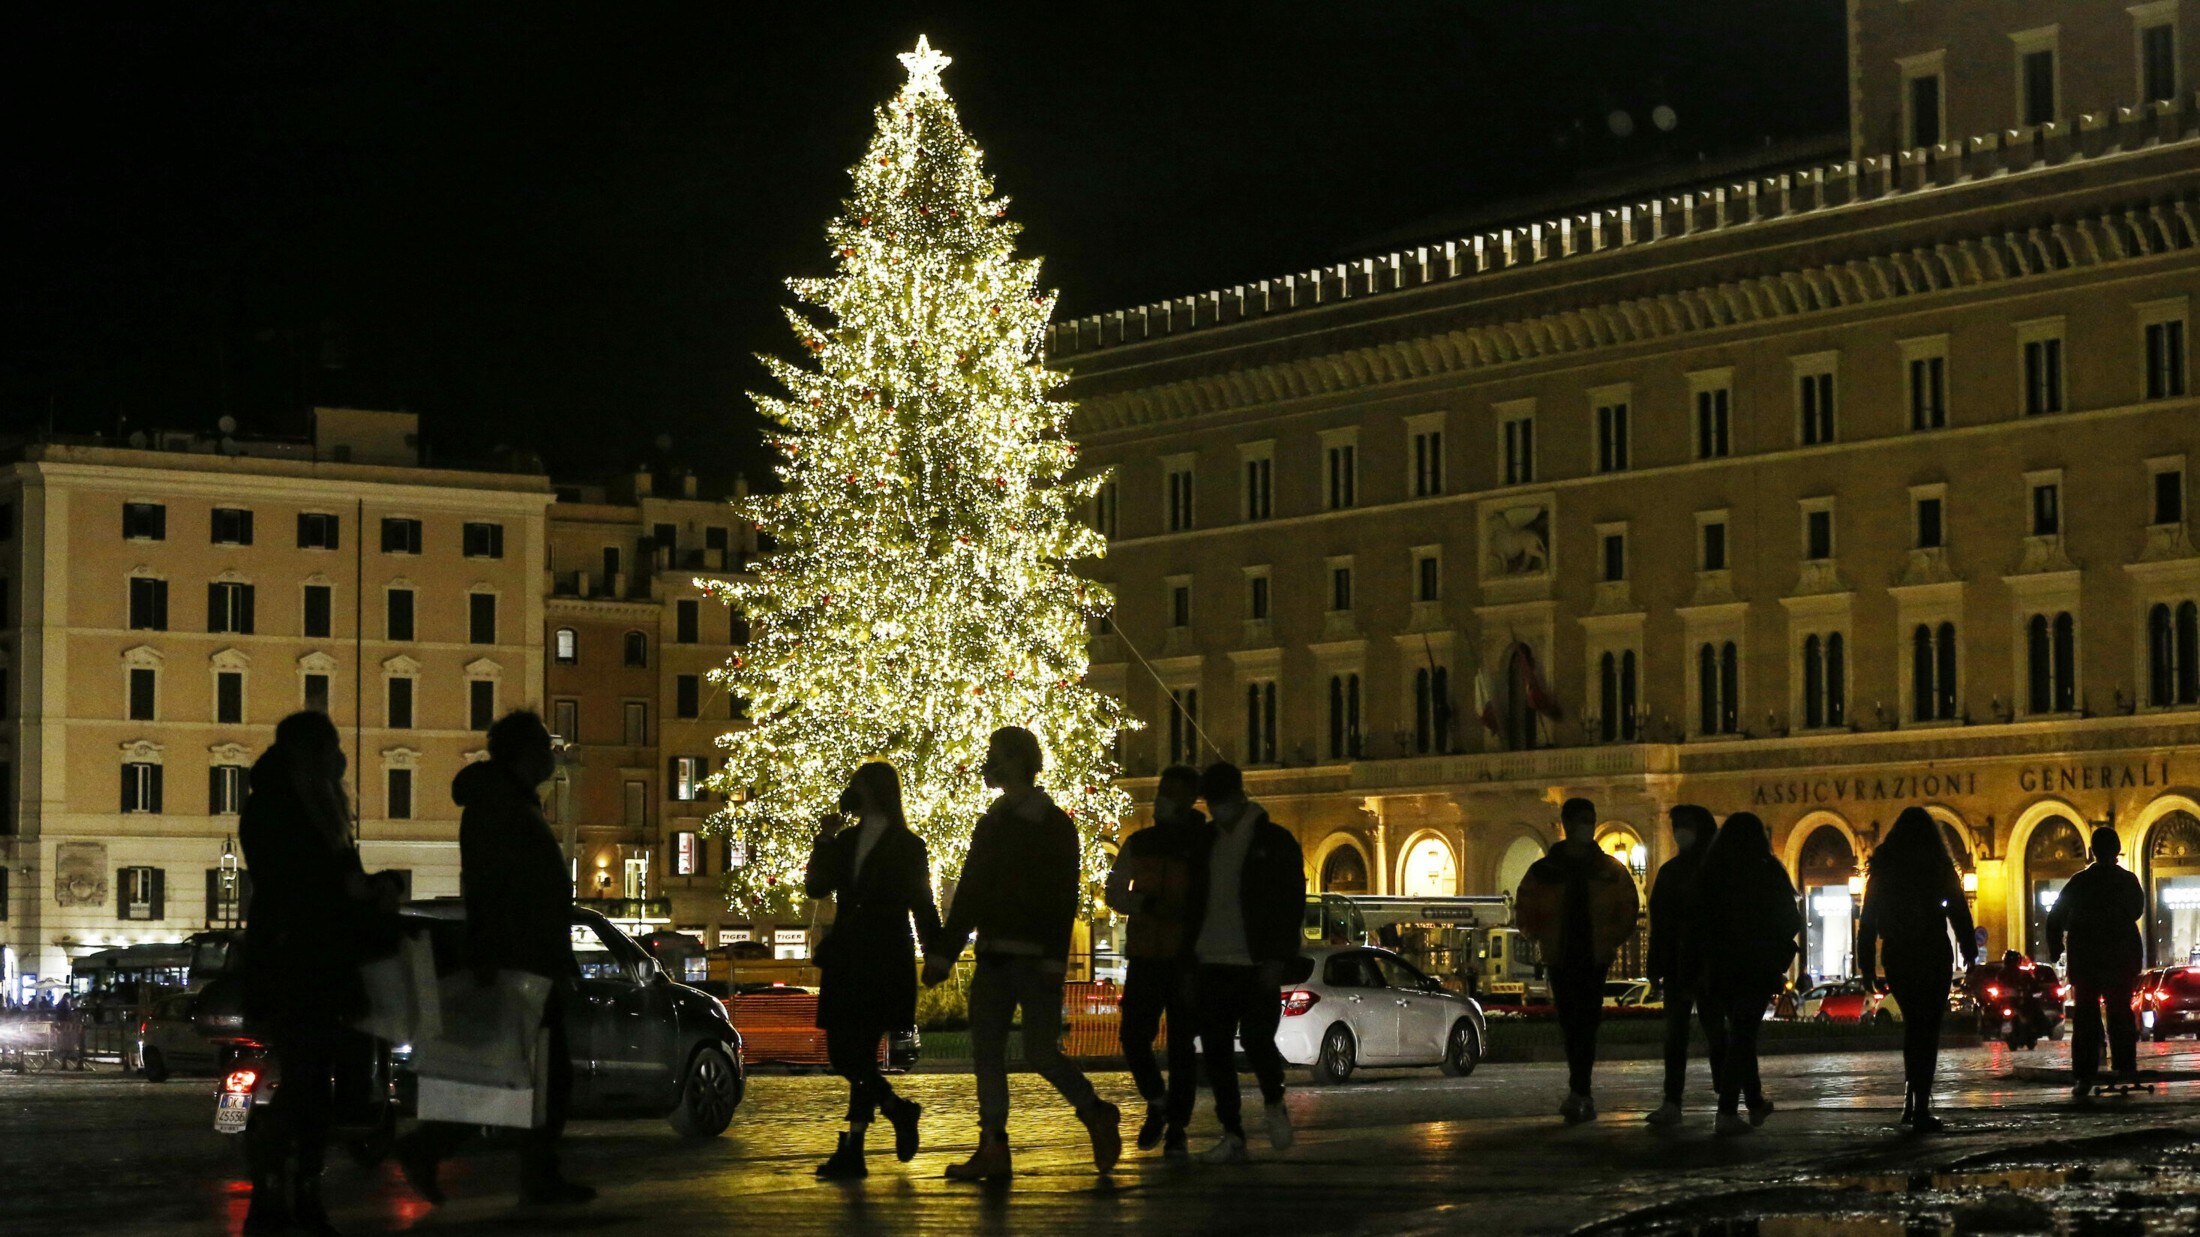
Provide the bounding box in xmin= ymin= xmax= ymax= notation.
xmin=7 ymin=1038 xmax=2200 ymax=1235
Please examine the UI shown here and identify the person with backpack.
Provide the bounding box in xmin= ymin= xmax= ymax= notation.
xmin=1643 ymin=804 xmax=1718 ymax=1127
xmin=1515 ymin=796 xmax=1640 ymax=1124
xmin=1688 ymin=811 xmax=1802 ymax=1136
xmin=2044 ymin=824 xmax=2145 ymax=1100
xmin=1856 ymin=807 xmax=1976 ymax=1130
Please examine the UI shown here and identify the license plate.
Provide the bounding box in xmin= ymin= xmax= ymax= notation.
xmin=214 ymin=1090 xmax=251 ymax=1134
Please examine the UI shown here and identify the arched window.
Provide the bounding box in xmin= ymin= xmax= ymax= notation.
xmin=1431 ymin=666 xmax=1450 ymax=751
xmin=1328 ymin=673 xmax=1360 ymax=760
xmin=1697 ymin=643 xmax=1717 ymax=735
xmin=1914 ymin=623 xmax=1955 ymax=721
xmin=1415 ymin=668 xmax=1434 ymax=753
xmin=1598 ymin=653 xmax=1618 ymax=742
xmin=2150 ymin=603 xmax=2177 ymax=706
xmin=1802 ymin=634 xmax=1824 ymax=729
xmin=553 ymin=627 xmax=578 ymax=665
xmin=1934 ymin=622 xmax=1956 ymax=720
xmin=1719 ymin=641 xmax=1739 ymax=733
xmin=1697 ymin=642 xmax=1738 ymax=736
xmin=2181 ymin=601 xmax=2200 ymax=704
xmin=2051 ymin=612 xmax=2076 ymax=712
xmin=1617 ymin=652 xmax=1637 ymax=740
xmin=1243 ymin=681 xmax=1276 ymax=765
xmin=1827 ymin=632 xmax=1846 ymax=727
xmin=1913 ymin=625 xmax=1936 ymax=721
xmin=623 ymin=630 xmax=648 ymax=668
xmin=2027 ymin=615 xmax=2052 ymax=714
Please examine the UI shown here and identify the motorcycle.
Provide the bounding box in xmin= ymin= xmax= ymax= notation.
xmin=1976 ymin=963 xmax=2066 ymax=1050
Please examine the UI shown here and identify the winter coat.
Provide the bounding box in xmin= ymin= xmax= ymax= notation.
xmin=1856 ymin=861 xmax=1976 ymax=984
xmin=1645 ymin=838 xmax=1713 ymax=988
xmin=238 ymin=747 xmax=393 ymax=1024
xmin=1517 ymin=843 xmax=1640 ymax=975
xmin=806 ymin=823 xmax=941 ymax=1032
xmin=451 ymin=760 xmax=578 ymax=982
xmin=1686 ymin=854 xmax=1802 ymax=997
xmin=1183 ymin=800 xmax=1306 ymax=966
xmin=937 ymin=787 xmax=1081 ymax=962
xmin=2044 ymin=860 xmax=2146 ymax=987
xmin=1104 ymin=809 xmax=1212 ymax=960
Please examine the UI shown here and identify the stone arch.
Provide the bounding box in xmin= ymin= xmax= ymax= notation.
xmin=1788 ymin=811 xmax=1861 ymax=984
xmin=2132 ymin=792 xmax=2200 ymax=966
xmin=1310 ymin=830 xmax=1374 ymax=896
xmin=1394 ymin=828 xmax=1459 ymax=898
xmin=2008 ymin=797 xmax=2090 ymax=959
xmin=1782 ymin=809 xmax=1860 ymax=881
xmin=1492 ymin=829 xmax=1547 ymax=898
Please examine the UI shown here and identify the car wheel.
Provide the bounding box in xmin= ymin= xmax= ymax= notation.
xmin=1310 ymin=1024 xmax=1356 ymax=1085
xmin=141 ymin=1047 xmax=170 ymax=1083
xmin=668 ymin=1045 xmax=741 ymax=1139
xmin=1812 ymin=1012 xmax=1831 ymax=1025
xmin=1439 ymin=1019 xmax=1480 ymax=1078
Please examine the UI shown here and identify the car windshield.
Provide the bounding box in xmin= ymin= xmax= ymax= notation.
xmin=571 ymin=923 xmax=629 ymax=981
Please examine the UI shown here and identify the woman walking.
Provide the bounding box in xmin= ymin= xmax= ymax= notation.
xmin=1687 ymin=811 xmax=1802 ymax=1137
xmin=237 ymin=711 xmax=400 ymax=1234
xmin=1857 ymin=806 xmax=1977 ymax=1131
xmin=806 ymin=761 xmax=942 ymax=1178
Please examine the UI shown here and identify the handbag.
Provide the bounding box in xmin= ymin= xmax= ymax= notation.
xmin=354 ymin=930 xmax=440 ymax=1044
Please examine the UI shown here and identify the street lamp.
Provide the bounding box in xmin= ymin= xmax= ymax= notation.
xmin=1846 ymin=870 xmax=1865 ymax=897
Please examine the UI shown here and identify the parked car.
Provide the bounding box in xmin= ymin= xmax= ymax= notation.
xmin=133 ymin=991 xmax=229 ymax=1081
xmin=1796 ymin=978 xmax=1902 ymax=1024
xmin=1273 ymin=946 xmax=1487 ymax=1084
xmin=1603 ymin=979 xmax=1661 ymax=1010
xmin=2137 ymin=966 xmax=2200 ymax=1041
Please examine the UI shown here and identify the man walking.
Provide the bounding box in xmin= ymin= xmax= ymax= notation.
xmin=1104 ymin=765 xmax=1210 ymax=1158
xmin=2044 ymin=825 xmax=2146 ymax=1099
xmin=399 ymin=711 xmax=593 ymax=1208
xmin=1516 ymin=796 xmax=1640 ymax=1124
xmin=1644 ymin=804 xmax=1718 ymax=1127
xmin=925 ymin=726 xmax=1120 ymax=1180
xmin=1187 ymin=761 xmax=1305 ymax=1164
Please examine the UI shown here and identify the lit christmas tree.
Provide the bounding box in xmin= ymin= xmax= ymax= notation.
xmin=706 ymin=36 xmax=1134 ymax=914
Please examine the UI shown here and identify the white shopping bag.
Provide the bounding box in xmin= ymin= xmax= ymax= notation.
xmin=355 ymin=931 xmax=440 ymax=1044
xmin=409 ymin=970 xmax=550 ymax=1091
xmin=416 ymin=1026 xmax=550 ymax=1129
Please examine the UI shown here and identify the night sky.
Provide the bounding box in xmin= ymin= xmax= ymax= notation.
xmin=5 ymin=2 xmax=1844 ymax=484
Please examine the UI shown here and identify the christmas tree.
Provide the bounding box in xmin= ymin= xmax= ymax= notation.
xmin=706 ymin=37 xmax=1134 ymax=914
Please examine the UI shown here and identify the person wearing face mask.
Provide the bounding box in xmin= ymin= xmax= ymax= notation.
xmin=1103 ymin=765 xmax=1210 ymax=1158
xmin=806 ymin=761 xmax=941 ymax=1179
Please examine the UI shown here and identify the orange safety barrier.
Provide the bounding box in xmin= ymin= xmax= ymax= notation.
xmin=1062 ymin=980 xmax=1164 ymax=1059
xmin=723 ymin=993 xmax=888 ymax=1068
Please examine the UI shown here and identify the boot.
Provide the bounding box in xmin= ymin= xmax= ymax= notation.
xmin=291 ymin=1172 xmax=340 ymax=1236
xmin=884 ymin=1098 xmax=922 ymax=1163
xmin=816 ymin=1130 xmax=868 ymax=1180
xmin=1899 ymin=1086 xmax=1916 ymax=1125
xmin=1079 ymin=1099 xmax=1123 ymax=1172
xmin=944 ymin=1132 xmax=1012 ymax=1182
xmin=1136 ymin=1101 xmax=1168 ymax=1151
xmin=1910 ymin=1087 xmax=1943 ymax=1133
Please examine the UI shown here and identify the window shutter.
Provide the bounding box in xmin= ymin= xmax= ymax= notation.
xmin=209 ymin=766 xmax=222 ymax=813
xmin=150 ymin=868 xmax=166 ymax=920
xmin=122 ymin=766 xmax=134 ymax=812
xmin=241 ymin=585 xmax=255 ymax=634
xmin=239 ymin=871 xmax=255 ymax=920
xmin=205 ymin=869 xmax=222 ymax=923
xmin=154 ymin=580 xmax=168 ymax=630
xmin=150 ymin=764 xmax=164 ymax=813
xmin=239 ymin=510 xmax=254 ymax=545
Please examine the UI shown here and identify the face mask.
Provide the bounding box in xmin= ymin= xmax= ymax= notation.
xmin=1152 ymin=795 xmax=1178 ymax=821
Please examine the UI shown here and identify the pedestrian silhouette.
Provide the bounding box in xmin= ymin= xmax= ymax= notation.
xmin=1103 ymin=764 xmax=1209 ymax=1158
xmin=1856 ymin=806 xmax=1977 ymax=1131
xmin=806 ymin=761 xmax=941 ymax=1179
xmin=1687 ymin=810 xmax=1800 ymax=1136
xmin=237 ymin=710 xmax=400 ymax=1235
xmin=1515 ymin=796 xmax=1639 ymax=1124
xmin=924 ymin=726 xmax=1120 ymax=1180
xmin=1186 ymin=761 xmax=1305 ymax=1163
xmin=398 ymin=711 xmax=594 ymax=1208
xmin=2044 ymin=825 xmax=2145 ymax=1098
xmin=1644 ymin=804 xmax=1718 ymax=1128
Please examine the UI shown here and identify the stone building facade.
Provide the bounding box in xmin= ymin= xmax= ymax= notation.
xmin=1058 ymin=0 xmax=2200 ymax=978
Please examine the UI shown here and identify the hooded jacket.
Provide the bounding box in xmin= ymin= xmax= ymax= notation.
xmin=238 ymin=745 xmax=391 ymax=1023
xmin=452 ymin=760 xmax=577 ymax=982
xmin=1517 ymin=842 xmax=1640 ymax=974
xmin=937 ymin=786 xmax=1081 ymax=962
xmin=1645 ymin=823 xmax=1715 ymax=988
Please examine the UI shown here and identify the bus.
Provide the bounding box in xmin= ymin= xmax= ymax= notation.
xmin=1303 ymin=894 xmax=1546 ymax=1002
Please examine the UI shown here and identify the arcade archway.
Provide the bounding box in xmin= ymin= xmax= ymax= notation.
xmin=1796 ymin=823 xmax=1858 ymax=983
xmin=1398 ymin=832 xmax=1459 ymax=898
xmin=2023 ymin=814 xmax=2088 ymax=960
xmin=2148 ymin=810 xmax=2200 ymax=967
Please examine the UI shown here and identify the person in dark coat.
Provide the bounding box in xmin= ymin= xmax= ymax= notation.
xmin=238 ymin=710 xmax=399 ymax=1236
xmin=1104 ymin=764 xmax=1210 ymax=1158
xmin=398 ymin=711 xmax=592 ymax=1208
xmin=1687 ymin=811 xmax=1802 ymax=1137
xmin=1644 ymin=804 xmax=1719 ymax=1128
xmin=923 ymin=726 xmax=1120 ymax=1181
xmin=2044 ymin=825 xmax=2146 ymax=1098
xmin=806 ymin=761 xmax=941 ymax=1179
xmin=1856 ymin=806 xmax=1977 ymax=1131
xmin=1515 ymin=797 xmax=1640 ymax=1125
xmin=1184 ymin=761 xmax=1305 ymax=1163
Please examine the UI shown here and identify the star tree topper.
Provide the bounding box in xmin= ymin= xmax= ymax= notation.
xmin=899 ymin=34 xmax=952 ymax=97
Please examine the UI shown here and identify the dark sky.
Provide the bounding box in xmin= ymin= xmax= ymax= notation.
xmin=4 ymin=2 xmax=1845 ymax=483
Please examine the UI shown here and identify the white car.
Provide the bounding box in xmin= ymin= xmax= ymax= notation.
xmin=1273 ymin=946 xmax=1488 ymax=1084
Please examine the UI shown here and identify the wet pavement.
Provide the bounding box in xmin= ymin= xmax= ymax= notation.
xmin=8 ymin=1039 xmax=2200 ymax=1235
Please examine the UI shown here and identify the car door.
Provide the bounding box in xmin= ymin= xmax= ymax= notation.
xmin=1374 ymin=954 xmax=1453 ymax=1064
xmin=1320 ymin=951 xmax=1398 ymax=1061
xmin=568 ymin=918 xmax=675 ymax=1110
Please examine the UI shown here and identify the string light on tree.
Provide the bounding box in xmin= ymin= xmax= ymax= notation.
xmin=703 ymin=35 xmax=1134 ymax=914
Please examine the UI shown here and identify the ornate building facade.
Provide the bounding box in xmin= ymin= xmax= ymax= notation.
xmin=1061 ymin=0 xmax=2200 ymax=976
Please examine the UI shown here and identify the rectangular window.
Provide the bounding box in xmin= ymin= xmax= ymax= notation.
xmin=1805 ymin=509 xmax=1834 ymax=561
xmin=215 ymin=671 xmax=243 ymax=725
xmin=2021 ymin=47 xmax=2056 ymax=127
xmin=1093 ymin=481 xmax=1119 ymax=538
xmin=1916 ymin=496 xmax=1945 ymax=549
xmin=1703 ymin=515 xmax=1730 ymax=570
xmin=2142 ymin=21 xmax=2178 ymax=101
xmin=653 ymin=523 xmax=678 ymax=564
xmin=118 ymin=866 xmax=164 ymax=920
xmin=386 ymin=589 xmax=415 ymax=641
xmin=302 ymin=584 xmax=332 ymax=639
xmin=1243 ymin=456 xmax=1273 ymax=521
xmin=1165 ymin=687 xmax=1201 ymax=766
xmin=1331 ymin=565 xmax=1354 ymax=612
xmin=1501 ymin=411 xmax=1536 ymax=484
xmin=2033 ymin=482 xmax=2062 ymax=536
xmin=128 ymin=577 xmax=169 ymax=630
xmin=210 ymin=507 xmax=254 ymax=545
xmin=380 ymin=517 xmax=423 ymax=554
xmin=468 ymin=593 xmax=497 ymax=644
xmin=469 ymin=679 xmax=495 ymax=730
xmin=676 ymin=674 xmax=701 ymax=719
xmin=2023 ymin=336 xmax=2064 ymax=414
xmin=1412 ymin=428 xmax=1445 ymax=497
xmin=1165 ymin=465 xmax=1195 ymax=532
xmin=2155 ymin=468 xmax=2186 ymax=526
xmin=624 ymin=631 xmax=648 ymax=666
xmin=296 ymin=512 xmax=340 ymax=549
xmin=676 ymin=599 xmax=700 ymax=644
xmin=1324 ymin=441 xmax=1357 ymax=510
xmin=207 ymin=582 xmax=255 ymax=634
xmin=123 ymin=502 xmax=166 ymax=541
xmin=1694 ymin=387 xmax=1731 ymax=459
xmin=1909 ymin=72 xmax=1942 ymax=147
xmin=553 ymin=627 xmax=578 ymax=663
xmin=387 ymin=677 xmax=414 ymax=729
xmin=1169 ymin=584 xmax=1191 ymax=629
xmin=673 ymin=832 xmax=699 ymax=877
xmin=2146 ymin=319 xmax=2188 ymax=400
xmin=121 ymin=763 xmax=163 ymax=814
xmin=1601 ymin=532 xmax=1627 ymax=583
xmin=729 ymin=608 xmax=749 ymax=645
xmin=552 ymin=698 xmax=578 ymax=744
xmin=304 ymin=673 xmax=330 ymax=714
xmin=624 ymin=781 xmax=648 ymax=830
xmin=1243 ymin=679 xmax=1278 ymax=765
xmin=387 ymin=768 xmax=413 ymax=821
xmin=1417 ymin=554 xmax=1441 ymax=602
xmin=671 ymin=756 xmax=707 ymax=802
xmin=128 ymin=667 xmax=157 ymax=721
xmin=624 ymin=701 xmax=648 ymax=746
xmin=462 ymin=521 xmax=505 ymax=559
xmin=1595 ymin=401 xmax=1630 ymax=472
xmin=1908 ymin=354 xmax=1947 ymax=429
xmin=209 ymin=765 xmax=247 ymax=815
xmin=1248 ymin=575 xmax=1270 ymax=621
xmin=1798 ymin=369 xmax=1836 ymax=445
xmin=205 ymin=867 xmax=248 ymax=926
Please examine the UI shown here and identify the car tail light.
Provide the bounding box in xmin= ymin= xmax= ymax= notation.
xmin=1280 ymin=990 xmax=1320 ymax=1017
xmin=1985 ymin=985 xmax=2000 ymax=998
xmin=138 ymin=1019 xmax=149 ymax=1037
xmin=222 ymin=1068 xmax=259 ymax=1094
xmin=2054 ymin=985 xmax=2066 ymax=1000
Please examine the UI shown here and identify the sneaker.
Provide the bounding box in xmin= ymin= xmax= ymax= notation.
xmin=1746 ymin=1097 xmax=1775 ymax=1128
xmin=1560 ymin=1092 xmax=1596 ymax=1125
xmin=2071 ymin=1081 xmax=2094 ymax=1103
xmin=1645 ymin=1101 xmax=1682 ymax=1127
xmin=1079 ymin=1099 xmax=1122 ymax=1173
xmin=1197 ymin=1132 xmax=1249 ymax=1164
xmin=1263 ymin=1100 xmax=1295 ymax=1151
xmin=1136 ymin=1102 xmax=1167 ymax=1152
xmin=885 ymin=1099 xmax=922 ymax=1163
xmin=1162 ymin=1128 xmax=1190 ymax=1161
xmin=1714 ymin=1110 xmax=1753 ymax=1137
